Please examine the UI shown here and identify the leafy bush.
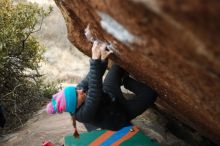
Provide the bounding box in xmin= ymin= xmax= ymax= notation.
xmin=0 ymin=0 xmax=56 ymax=134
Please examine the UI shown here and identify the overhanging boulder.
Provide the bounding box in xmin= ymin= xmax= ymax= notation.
xmin=54 ymin=0 xmax=220 ymax=144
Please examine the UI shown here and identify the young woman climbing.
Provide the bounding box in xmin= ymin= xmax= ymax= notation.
xmin=46 ymin=40 xmax=158 ymax=137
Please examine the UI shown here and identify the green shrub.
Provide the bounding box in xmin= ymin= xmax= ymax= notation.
xmin=0 ymin=0 xmax=56 ymax=134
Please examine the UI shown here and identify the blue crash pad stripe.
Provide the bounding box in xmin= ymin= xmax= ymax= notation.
xmin=100 ymin=125 xmax=133 ymax=146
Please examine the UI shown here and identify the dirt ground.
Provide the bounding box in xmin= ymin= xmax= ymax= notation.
xmin=0 ymin=108 xmax=85 ymax=146
xmin=0 ymin=106 xmax=189 ymax=146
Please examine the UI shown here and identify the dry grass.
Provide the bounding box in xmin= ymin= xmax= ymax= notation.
xmin=31 ymin=0 xmax=90 ymax=83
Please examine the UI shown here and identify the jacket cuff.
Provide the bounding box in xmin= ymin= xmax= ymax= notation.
xmin=90 ymin=59 xmax=107 ymax=66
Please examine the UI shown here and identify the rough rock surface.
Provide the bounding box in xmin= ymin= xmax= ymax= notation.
xmin=54 ymin=0 xmax=220 ymax=144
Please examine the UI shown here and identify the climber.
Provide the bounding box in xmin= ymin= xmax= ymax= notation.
xmin=46 ymin=40 xmax=158 ymax=137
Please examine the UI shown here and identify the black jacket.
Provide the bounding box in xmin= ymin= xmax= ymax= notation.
xmin=75 ymin=60 xmax=129 ymax=130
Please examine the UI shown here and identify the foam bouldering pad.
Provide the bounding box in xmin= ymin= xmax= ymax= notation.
xmin=64 ymin=125 xmax=160 ymax=146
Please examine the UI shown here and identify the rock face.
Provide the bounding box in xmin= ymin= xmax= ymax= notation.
xmin=54 ymin=0 xmax=220 ymax=144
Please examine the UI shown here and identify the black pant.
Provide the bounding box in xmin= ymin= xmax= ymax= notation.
xmin=103 ymin=64 xmax=158 ymax=120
